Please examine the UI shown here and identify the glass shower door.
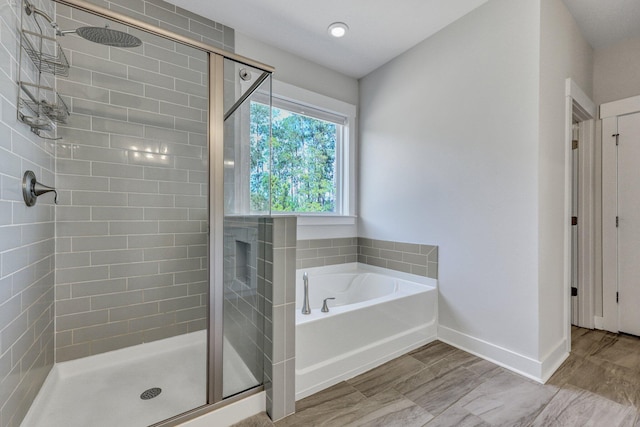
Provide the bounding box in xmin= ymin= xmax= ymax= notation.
xmin=51 ymin=5 xmax=210 ymax=426
xmin=221 ymin=58 xmax=272 ymax=398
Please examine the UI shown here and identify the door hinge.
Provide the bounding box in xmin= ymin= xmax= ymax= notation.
xmin=616 ymin=292 xmax=619 ymax=303
xmin=572 ymin=140 xmax=578 ymax=150
xmin=571 ymin=287 xmax=578 ymax=296
xmin=613 ymin=133 xmax=620 ymax=145
xmin=616 ymin=216 xmax=619 ymax=227
xmin=571 ymin=216 xmax=578 ymax=226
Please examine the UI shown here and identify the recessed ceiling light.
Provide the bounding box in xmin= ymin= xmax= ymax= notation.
xmin=328 ymin=22 xmax=349 ymax=38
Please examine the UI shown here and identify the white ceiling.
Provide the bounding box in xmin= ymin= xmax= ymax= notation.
xmin=168 ymin=0 xmax=489 ymax=78
xmin=562 ymin=0 xmax=640 ymax=50
xmin=168 ymin=0 xmax=640 ymax=79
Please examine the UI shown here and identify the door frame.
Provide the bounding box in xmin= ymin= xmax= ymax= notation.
xmin=601 ymin=94 xmax=640 ymax=332
xmin=564 ymin=79 xmax=596 ymax=345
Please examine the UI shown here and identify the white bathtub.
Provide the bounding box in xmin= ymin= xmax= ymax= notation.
xmin=295 ymin=263 xmax=437 ymax=400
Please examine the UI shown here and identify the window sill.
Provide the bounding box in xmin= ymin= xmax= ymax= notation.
xmin=270 ymin=214 xmax=356 ymax=226
xmin=298 ymin=215 xmax=356 ymax=226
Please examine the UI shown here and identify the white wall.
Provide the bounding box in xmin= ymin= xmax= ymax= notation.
xmin=538 ymin=0 xmax=593 ymax=368
xmin=593 ymin=37 xmax=640 ymax=106
xmin=359 ymin=0 xmax=594 ymax=380
xmin=359 ymin=0 xmax=542 ymax=369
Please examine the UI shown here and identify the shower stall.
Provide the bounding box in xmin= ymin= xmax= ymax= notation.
xmin=0 ymin=0 xmax=276 ymax=425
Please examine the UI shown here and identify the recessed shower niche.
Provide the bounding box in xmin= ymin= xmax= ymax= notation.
xmin=236 ymin=240 xmax=250 ymax=285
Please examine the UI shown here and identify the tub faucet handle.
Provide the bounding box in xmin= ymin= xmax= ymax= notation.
xmin=321 ymin=297 xmax=335 ymax=313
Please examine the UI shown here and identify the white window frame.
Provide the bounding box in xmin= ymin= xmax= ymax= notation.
xmin=268 ymin=80 xmax=357 ymax=228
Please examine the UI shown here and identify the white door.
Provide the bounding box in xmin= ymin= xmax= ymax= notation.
xmin=617 ymin=111 xmax=640 ymax=336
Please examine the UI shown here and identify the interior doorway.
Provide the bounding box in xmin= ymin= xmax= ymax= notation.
xmin=570 ymin=118 xmax=596 ymax=329
xmin=564 ymin=79 xmax=596 ymax=346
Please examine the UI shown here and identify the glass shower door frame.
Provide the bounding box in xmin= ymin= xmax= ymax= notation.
xmin=208 ymin=53 xmax=225 ymax=404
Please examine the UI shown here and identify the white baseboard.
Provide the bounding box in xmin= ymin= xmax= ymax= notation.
xmin=539 ymin=339 xmax=569 ymax=383
xmin=438 ymin=325 xmax=567 ymax=383
xmin=594 ymin=316 xmax=604 ymax=330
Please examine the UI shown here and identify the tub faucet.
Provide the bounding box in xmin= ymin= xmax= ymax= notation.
xmin=302 ymin=272 xmax=311 ymax=315
xmin=321 ymin=297 xmax=335 ymax=313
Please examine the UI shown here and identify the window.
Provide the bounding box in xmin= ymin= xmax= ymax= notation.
xmin=249 ymin=83 xmax=355 ymax=218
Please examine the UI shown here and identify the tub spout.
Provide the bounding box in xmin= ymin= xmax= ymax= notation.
xmin=302 ymin=272 xmax=311 ymax=315
xmin=321 ymin=297 xmax=335 ymax=313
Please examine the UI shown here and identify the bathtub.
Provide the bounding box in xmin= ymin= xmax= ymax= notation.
xmin=295 ymin=263 xmax=437 ymax=400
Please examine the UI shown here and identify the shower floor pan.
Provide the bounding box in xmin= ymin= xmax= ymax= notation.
xmin=21 ymin=331 xmax=257 ymax=427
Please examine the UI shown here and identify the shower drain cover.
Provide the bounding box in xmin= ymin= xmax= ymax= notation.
xmin=140 ymin=387 xmax=162 ymax=400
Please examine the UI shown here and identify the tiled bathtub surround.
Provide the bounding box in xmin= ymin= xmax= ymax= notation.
xmin=358 ymin=238 xmax=438 ymax=279
xmin=0 ymin=0 xmax=56 ymax=425
xmin=53 ymin=1 xmax=233 ymax=361
xmin=297 ymin=237 xmax=438 ymax=279
xmin=295 ymin=238 xmax=358 ymax=270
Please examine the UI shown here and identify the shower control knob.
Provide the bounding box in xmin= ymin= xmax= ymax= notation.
xmin=22 ymin=170 xmax=58 ymax=206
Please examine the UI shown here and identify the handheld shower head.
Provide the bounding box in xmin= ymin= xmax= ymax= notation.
xmin=23 ymin=0 xmax=58 ymax=30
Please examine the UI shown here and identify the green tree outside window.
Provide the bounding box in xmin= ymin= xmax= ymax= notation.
xmin=250 ymin=102 xmax=337 ymax=213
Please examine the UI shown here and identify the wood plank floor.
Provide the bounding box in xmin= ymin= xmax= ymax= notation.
xmin=233 ymin=327 xmax=640 ymax=426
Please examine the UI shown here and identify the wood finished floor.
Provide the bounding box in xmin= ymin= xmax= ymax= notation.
xmin=233 ymin=326 xmax=640 ymax=426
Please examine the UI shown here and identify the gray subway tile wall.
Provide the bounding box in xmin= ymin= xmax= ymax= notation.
xmin=358 ymin=238 xmax=438 ymax=279
xmin=295 ymin=237 xmax=358 ymax=269
xmin=297 ymin=237 xmax=438 ymax=279
xmin=0 ymin=0 xmax=238 ymax=422
xmin=53 ymin=0 xmax=232 ymax=362
xmin=0 ymin=1 xmax=56 ymax=425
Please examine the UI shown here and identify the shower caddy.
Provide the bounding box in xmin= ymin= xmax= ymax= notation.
xmin=17 ymin=0 xmax=70 ymax=137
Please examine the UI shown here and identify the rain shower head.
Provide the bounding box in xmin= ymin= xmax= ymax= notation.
xmin=72 ymin=26 xmax=142 ymax=48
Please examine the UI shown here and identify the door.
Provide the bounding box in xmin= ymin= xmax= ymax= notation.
xmin=617 ymin=111 xmax=640 ymax=335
